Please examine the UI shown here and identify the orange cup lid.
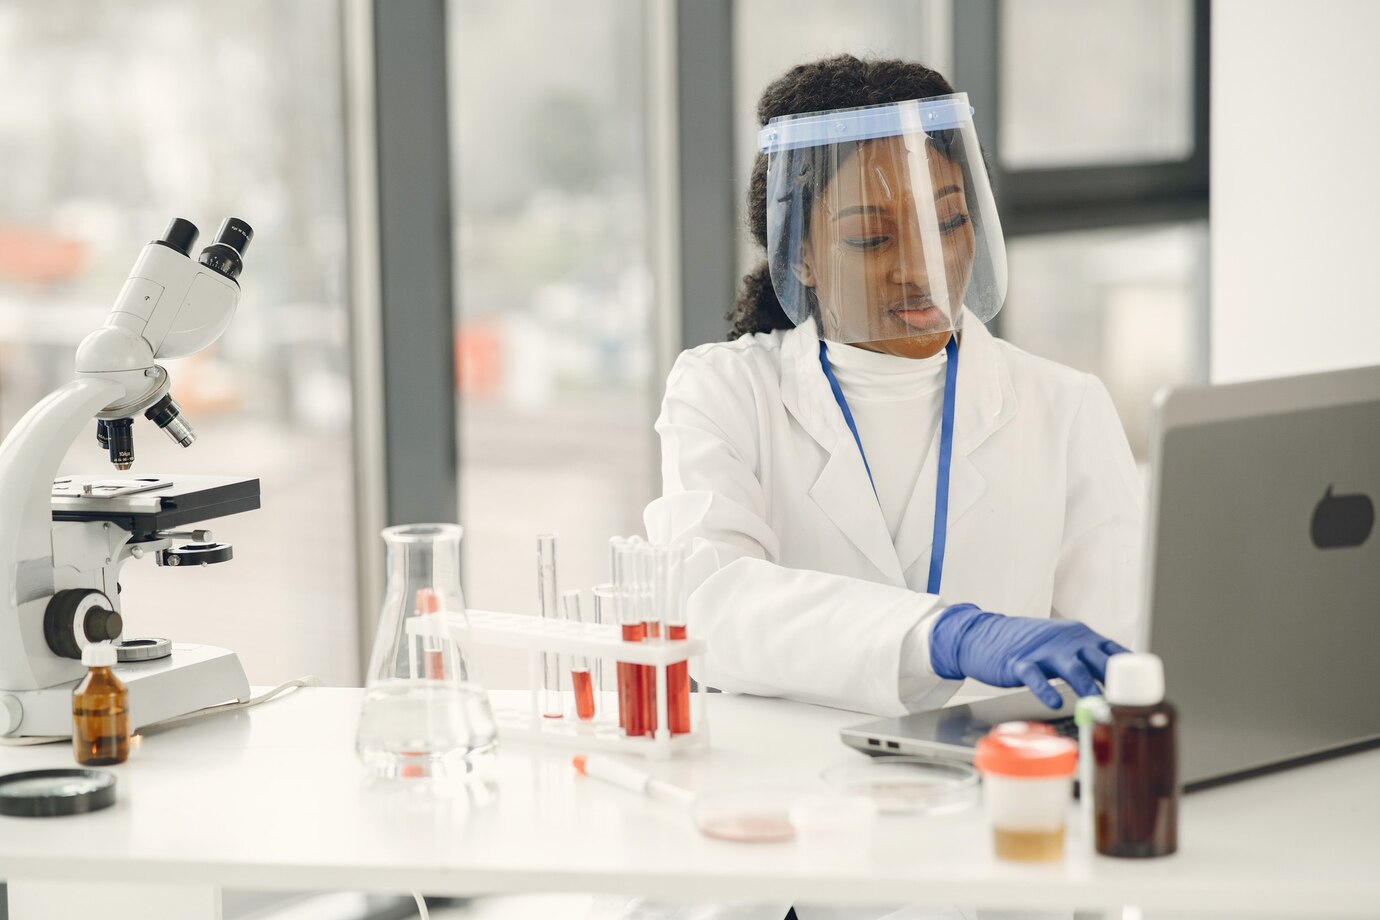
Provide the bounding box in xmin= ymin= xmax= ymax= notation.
xmin=991 ymin=720 xmax=1055 ymax=736
xmin=974 ymin=725 xmax=1077 ymax=778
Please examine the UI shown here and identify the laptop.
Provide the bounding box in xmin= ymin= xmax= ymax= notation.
xmin=840 ymin=363 xmax=1380 ymax=791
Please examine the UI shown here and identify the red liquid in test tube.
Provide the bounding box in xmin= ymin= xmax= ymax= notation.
xmin=668 ymin=624 xmax=690 ymax=735
xmin=563 ymin=590 xmax=596 ymax=722
xmin=571 ymin=669 xmax=595 ymax=721
xmin=618 ymin=621 xmax=647 ymax=735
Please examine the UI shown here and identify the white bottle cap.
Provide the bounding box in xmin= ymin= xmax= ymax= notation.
xmin=1104 ymin=652 xmax=1165 ymax=706
xmin=82 ymin=643 xmax=118 ymax=668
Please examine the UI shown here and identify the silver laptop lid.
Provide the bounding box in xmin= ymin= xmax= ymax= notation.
xmin=1144 ymin=363 xmax=1380 ymax=786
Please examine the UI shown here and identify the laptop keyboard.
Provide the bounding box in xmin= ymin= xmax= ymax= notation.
xmin=1049 ymin=717 xmax=1078 ymax=739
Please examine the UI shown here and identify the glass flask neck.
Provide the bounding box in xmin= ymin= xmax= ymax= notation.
xmin=384 ymin=533 xmax=463 ymax=591
xmin=367 ymin=524 xmax=468 ymax=686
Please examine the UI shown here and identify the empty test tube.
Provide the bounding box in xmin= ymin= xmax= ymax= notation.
xmin=536 ymin=534 xmax=563 ymax=719
xmin=563 ymin=590 xmax=595 ymax=721
xmin=592 ymin=582 xmax=615 ymax=695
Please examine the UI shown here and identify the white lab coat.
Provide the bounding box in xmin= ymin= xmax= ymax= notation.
xmin=625 ymin=315 xmax=1138 ymax=920
xmin=644 ymin=314 xmax=1144 ymax=717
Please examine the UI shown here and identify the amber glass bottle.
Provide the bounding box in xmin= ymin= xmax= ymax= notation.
xmin=1093 ymin=653 xmax=1177 ymax=857
xmin=73 ymin=643 xmax=129 ymax=766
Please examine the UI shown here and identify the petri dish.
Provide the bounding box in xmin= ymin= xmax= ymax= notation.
xmin=691 ymin=785 xmax=800 ymax=843
xmin=821 ymin=755 xmax=978 ymax=816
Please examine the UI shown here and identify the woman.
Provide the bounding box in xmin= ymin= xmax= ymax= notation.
xmin=643 ymin=55 xmax=1143 ymax=717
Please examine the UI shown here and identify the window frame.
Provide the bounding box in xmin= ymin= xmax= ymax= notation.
xmin=954 ymin=0 xmax=1210 ymax=238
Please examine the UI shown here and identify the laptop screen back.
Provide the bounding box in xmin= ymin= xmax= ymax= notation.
xmin=1145 ymin=366 xmax=1380 ymax=787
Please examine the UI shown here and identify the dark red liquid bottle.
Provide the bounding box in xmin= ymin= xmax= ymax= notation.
xmin=1093 ymin=653 xmax=1178 ymax=858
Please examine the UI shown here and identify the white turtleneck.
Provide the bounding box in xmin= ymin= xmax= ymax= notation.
xmin=822 ymin=340 xmax=949 ymax=540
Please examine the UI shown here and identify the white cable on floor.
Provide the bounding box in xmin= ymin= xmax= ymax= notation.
xmin=412 ymin=891 xmax=430 ymax=920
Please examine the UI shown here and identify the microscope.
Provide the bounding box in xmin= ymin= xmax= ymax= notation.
xmin=0 ymin=217 xmax=260 ymax=737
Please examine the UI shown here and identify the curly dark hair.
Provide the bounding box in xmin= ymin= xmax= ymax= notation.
xmin=727 ymin=55 xmax=958 ymax=339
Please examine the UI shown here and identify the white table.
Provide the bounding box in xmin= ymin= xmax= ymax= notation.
xmin=1 ymin=687 xmax=1376 ymax=919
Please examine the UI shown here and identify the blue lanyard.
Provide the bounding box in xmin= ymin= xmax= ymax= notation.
xmin=818 ymin=336 xmax=959 ymax=595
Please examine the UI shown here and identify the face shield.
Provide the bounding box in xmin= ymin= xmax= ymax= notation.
xmin=759 ymin=95 xmax=1007 ymax=345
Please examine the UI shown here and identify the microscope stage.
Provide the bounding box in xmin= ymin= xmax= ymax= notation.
xmin=51 ymin=474 xmax=260 ymax=533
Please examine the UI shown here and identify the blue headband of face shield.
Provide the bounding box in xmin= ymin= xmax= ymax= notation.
xmin=757 ymin=95 xmax=975 ymax=154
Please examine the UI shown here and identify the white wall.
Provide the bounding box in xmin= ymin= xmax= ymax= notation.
xmin=1212 ymin=0 xmax=1380 ymax=382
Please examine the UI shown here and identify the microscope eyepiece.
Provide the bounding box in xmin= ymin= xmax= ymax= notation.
xmin=154 ymin=218 xmax=200 ymax=257
xmin=214 ymin=217 xmax=253 ymax=256
xmin=144 ymin=394 xmax=197 ymax=448
xmin=197 ymin=217 xmax=253 ymax=281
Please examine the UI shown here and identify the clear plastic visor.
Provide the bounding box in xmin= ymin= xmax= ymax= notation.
xmin=760 ymin=95 xmax=1007 ymax=345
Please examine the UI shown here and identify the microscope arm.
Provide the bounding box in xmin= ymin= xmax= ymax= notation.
xmin=0 ymin=378 xmax=125 ymax=690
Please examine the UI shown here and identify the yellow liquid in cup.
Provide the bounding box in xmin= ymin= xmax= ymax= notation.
xmin=993 ymin=825 xmax=1065 ymax=862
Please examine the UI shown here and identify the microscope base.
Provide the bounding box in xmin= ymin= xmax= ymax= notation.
xmin=6 ymin=644 xmax=251 ymax=737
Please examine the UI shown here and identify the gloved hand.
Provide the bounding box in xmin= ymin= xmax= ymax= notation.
xmin=929 ymin=604 xmax=1129 ymax=709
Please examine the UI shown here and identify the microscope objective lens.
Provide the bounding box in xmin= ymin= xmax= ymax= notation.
xmin=104 ymin=417 xmax=134 ymax=470
xmin=145 ymin=394 xmax=196 ymax=448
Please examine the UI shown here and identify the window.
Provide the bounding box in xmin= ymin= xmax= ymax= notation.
xmin=448 ymin=0 xmax=657 ymax=660
xmin=961 ymin=0 xmax=1211 ymax=456
xmin=1003 ymin=222 xmax=1208 ymax=459
xmin=1000 ymin=0 xmax=1194 ymax=169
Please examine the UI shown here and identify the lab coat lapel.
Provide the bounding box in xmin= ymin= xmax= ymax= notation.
xmin=781 ymin=320 xmax=907 ymax=586
xmin=894 ymin=315 xmax=1017 ymax=578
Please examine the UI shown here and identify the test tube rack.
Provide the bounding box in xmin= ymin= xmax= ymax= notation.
xmin=406 ymin=608 xmax=709 ymax=759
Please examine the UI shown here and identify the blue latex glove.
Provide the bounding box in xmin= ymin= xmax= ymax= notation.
xmin=929 ymin=604 xmax=1130 ymax=709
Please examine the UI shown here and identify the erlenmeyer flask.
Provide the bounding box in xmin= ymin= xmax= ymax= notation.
xmin=356 ymin=524 xmax=497 ymax=779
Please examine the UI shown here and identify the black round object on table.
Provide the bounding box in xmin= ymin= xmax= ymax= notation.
xmin=0 ymin=770 xmax=116 ymax=818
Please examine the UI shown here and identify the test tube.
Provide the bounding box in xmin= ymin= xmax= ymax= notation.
xmin=563 ymin=590 xmax=595 ymax=721
xmin=590 ymin=583 xmax=612 ymax=696
xmin=634 ymin=539 xmax=660 ymax=736
xmin=417 ymin=587 xmax=445 ymax=680
xmin=611 ymin=538 xmax=647 ymax=736
xmin=404 ymin=587 xmax=443 ymax=778
xmin=657 ymin=545 xmax=691 ymax=735
xmin=536 ymin=534 xmax=563 ymax=719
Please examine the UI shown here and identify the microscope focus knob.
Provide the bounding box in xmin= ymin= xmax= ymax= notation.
xmin=84 ymin=608 xmax=124 ymax=643
xmin=43 ymin=589 xmax=123 ymax=660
